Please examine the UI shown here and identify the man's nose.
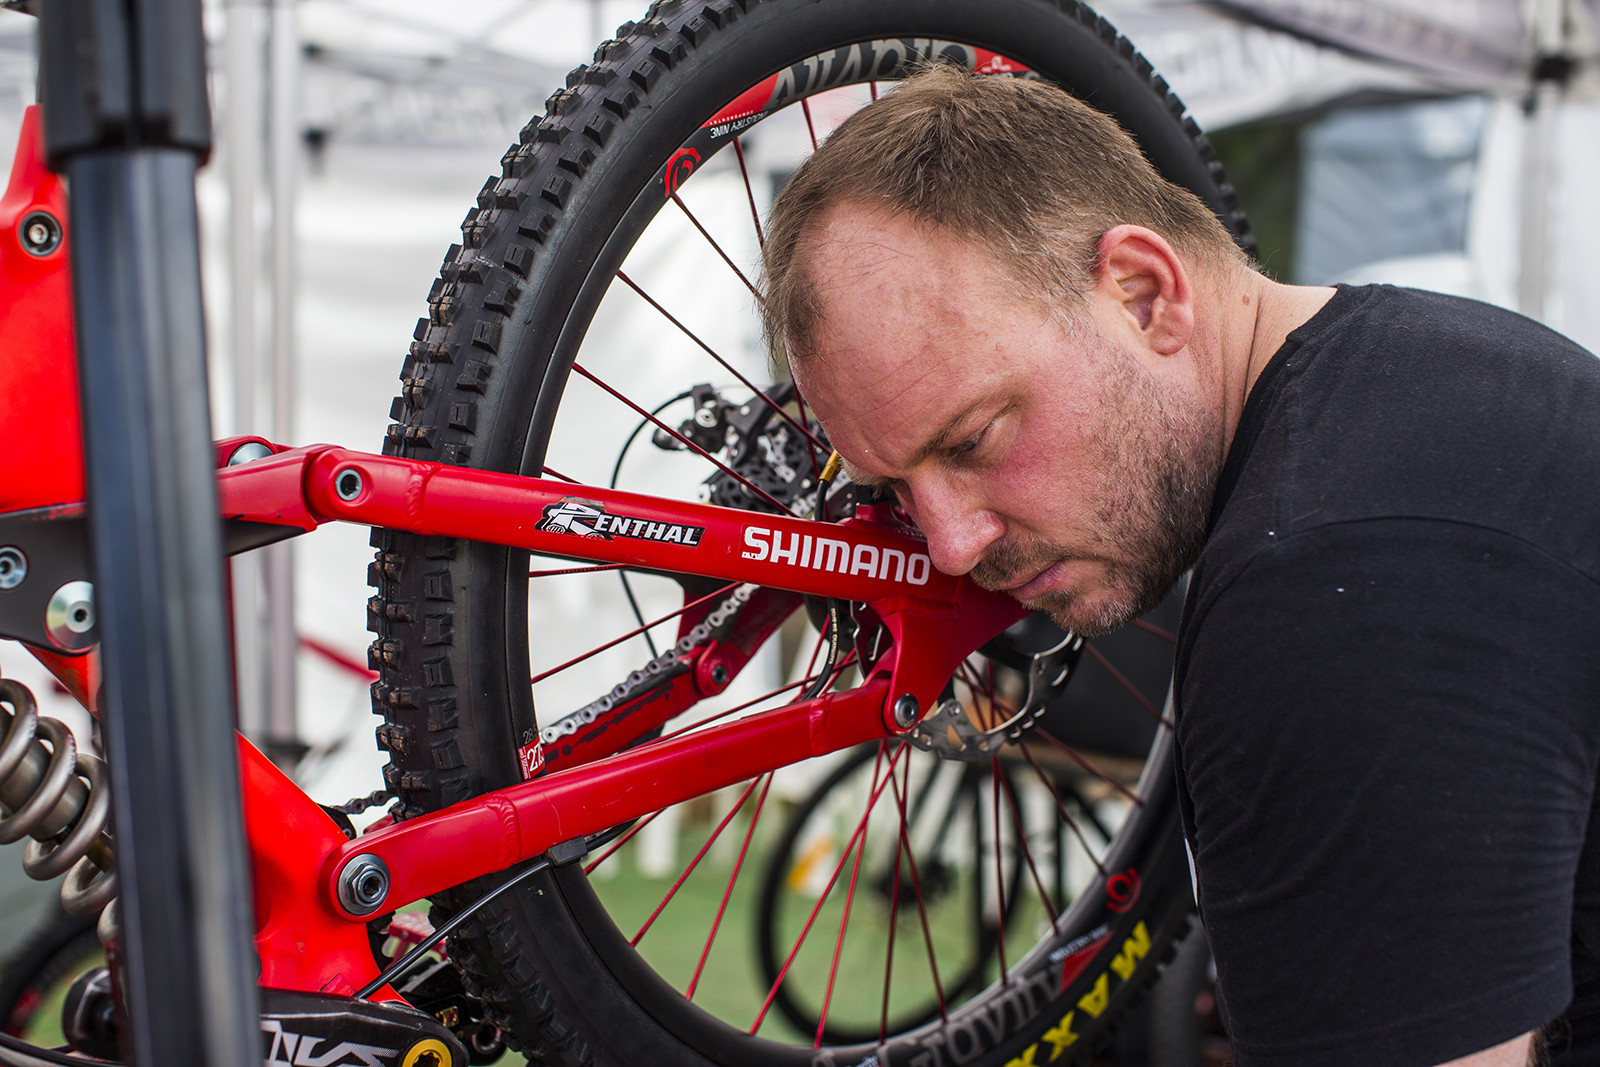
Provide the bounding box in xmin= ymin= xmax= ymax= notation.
xmin=905 ymin=476 xmax=1003 ymax=576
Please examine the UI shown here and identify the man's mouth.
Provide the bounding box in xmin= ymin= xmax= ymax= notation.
xmin=1008 ymin=561 xmax=1069 ymax=601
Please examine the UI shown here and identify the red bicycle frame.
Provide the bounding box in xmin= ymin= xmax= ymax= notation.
xmin=0 ymin=103 xmax=1027 ymax=999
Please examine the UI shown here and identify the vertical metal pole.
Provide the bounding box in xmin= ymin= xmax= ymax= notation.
xmin=1517 ymin=0 xmax=1567 ymax=321
xmin=37 ymin=1 xmax=261 ymax=1064
xmin=266 ymin=0 xmax=299 ymax=749
xmin=227 ymin=0 xmax=267 ymax=738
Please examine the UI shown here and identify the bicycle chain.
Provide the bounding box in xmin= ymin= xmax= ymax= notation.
xmin=537 ymin=583 xmax=756 ymax=745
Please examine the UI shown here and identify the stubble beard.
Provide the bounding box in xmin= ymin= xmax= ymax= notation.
xmin=972 ymin=352 xmax=1222 ymax=637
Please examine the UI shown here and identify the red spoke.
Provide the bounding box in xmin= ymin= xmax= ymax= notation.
xmin=633 ymin=775 xmax=765 ymax=945
xmin=1086 ymin=644 xmax=1174 ymax=728
xmin=572 ymin=363 xmax=793 ymax=514
xmin=1019 ymin=744 xmax=1110 ymax=880
xmin=529 ymin=580 xmax=738 ymax=685
xmin=1033 ymin=727 xmax=1144 ymax=806
xmin=670 ymin=192 xmax=763 ymax=302
xmin=750 ymin=742 xmax=911 ymax=1034
xmin=584 ymin=807 xmax=667 ymax=874
xmin=687 ymin=774 xmax=775 ymax=998
xmin=879 ymin=763 xmax=903 ymax=1042
xmin=1000 ymin=766 xmax=1060 ymax=934
xmin=527 ymin=562 xmax=631 ymax=579
xmin=659 ymin=650 xmax=860 ymax=743
xmin=869 ymin=81 xmax=878 ymax=101
xmin=814 ymin=744 xmax=888 ymax=1046
xmin=990 ymin=758 xmax=1009 ymax=982
xmin=540 ymin=465 xmax=579 ymax=483
xmin=886 ymin=748 xmax=948 ymax=1021
xmin=614 ymin=272 xmax=829 ymax=458
xmin=1132 ymin=617 xmax=1177 ymax=643
xmin=732 ymin=137 xmax=765 ymax=247
xmin=801 ymin=97 xmax=819 ymax=150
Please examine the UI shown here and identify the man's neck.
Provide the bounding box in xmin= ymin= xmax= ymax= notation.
xmin=1212 ymin=270 xmax=1336 ymax=449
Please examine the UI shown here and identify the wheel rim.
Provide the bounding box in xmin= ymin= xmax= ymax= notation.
xmin=512 ymin=52 xmax=1187 ymax=1053
xmin=380 ymin=2 xmax=1246 ymax=1060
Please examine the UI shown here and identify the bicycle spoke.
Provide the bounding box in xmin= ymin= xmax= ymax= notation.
xmin=687 ymin=774 xmax=774 ymax=998
xmin=613 ymin=271 xmax=830 ymax=459
xmin=989 ymin=758 xmax=1008 ymax=983
xmin=1019 ymin=744 xmax=1111 ymax=881
xmin=527 ymin=562 xmax=632 ymax=579
xmin=1133 ymin=617 xmax=1178 ymax=642
xmin=732 ymin=136 xmax=765 ymax=247
xmin=1033 ymin=726 xmax=1145 ymax=806
xmin=879 ymin=772 xmax=903 ymax=1042
xmin=529 ymin=580 xmax=739 ymax=685
xmin=584 ymin=807 xmax=667 ymax=874
xmin=1086 ymin=643 xmax=1174 ymax=728
xmin=572 ymin=363 xmax=794 ymax=514
xmin=670 ymin=192 xmax=763 ymax=302
xmin=800 ymin=97 xmax=819 ymax=150
xmin=1000 ymin=767 xmax=1061 ymax=933
xmin=633 ymin=775 xmax=766 ymax=945
xmin=886 ymin=747 xmax=948 ymax=1022
xmin=751 ymin=741 xmax=910 ymax=1034
xmin=812 ymin=744 xmax=888 ymax=1046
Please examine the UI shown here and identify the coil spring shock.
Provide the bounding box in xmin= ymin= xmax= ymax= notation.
xmin=0 ymin=673 xmax=117 ymax=920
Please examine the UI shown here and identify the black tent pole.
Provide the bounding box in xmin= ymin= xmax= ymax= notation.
xmin=36 ymin=2 xmax=261 ymax=1064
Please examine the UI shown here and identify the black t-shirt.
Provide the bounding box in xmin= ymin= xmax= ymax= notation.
xmin=1174 ymin=285 xmax=1600 ymax=1066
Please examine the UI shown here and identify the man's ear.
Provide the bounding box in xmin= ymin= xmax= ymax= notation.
xmin=1093 ymin=225 xmax=1193 ymax=356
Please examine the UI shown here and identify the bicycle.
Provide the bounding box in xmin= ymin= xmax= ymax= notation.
xmin=0 ymin=0 xmax=1251 ymax=1063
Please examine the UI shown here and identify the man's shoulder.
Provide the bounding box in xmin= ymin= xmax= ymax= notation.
xmin=1201 ymin=285 xmax=1600 ymax=593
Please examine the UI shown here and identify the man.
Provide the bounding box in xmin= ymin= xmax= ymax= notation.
xmin=759 ymin=66 xmax=1600 ymax=1067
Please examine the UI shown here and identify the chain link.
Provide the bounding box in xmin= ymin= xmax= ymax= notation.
xmin=538 ymin=584 xmax=757 ymax=744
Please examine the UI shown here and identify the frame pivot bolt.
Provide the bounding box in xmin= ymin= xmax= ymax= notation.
xmin=227 ymin=441 xmax=273 ymax=466
xmin=45 ymin=581 xmax=95 ymax=651
xmin=0 ymin=547 xmax=25 ymax=590
xmin=336 ymin=853 xmax=390 ymax=916
xmin=334 ymin=467 xmax=365 ymax=501
xmin=20 ymin=211 xmax=62 ymax=256
xmin=892 ymin=693 xmax=919 ymax=729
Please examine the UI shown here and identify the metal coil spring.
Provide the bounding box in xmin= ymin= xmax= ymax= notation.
xmin=0 ymin=675 xmax=117 ymax=917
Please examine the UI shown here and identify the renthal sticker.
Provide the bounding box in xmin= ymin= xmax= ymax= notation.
xmin=743 ymin=526 xmax=930 ymax=585
xmin=261 ymin=1019 xmax=397 ymax=1067
xmin=538 ymin=498 xmax=705 ymax=546
xmin=518 ymin=740 xmax=546 ymax=780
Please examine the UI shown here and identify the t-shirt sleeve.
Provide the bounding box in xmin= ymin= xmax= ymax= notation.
xmin=1177 ymin=517 xmax=1600 ymax=1067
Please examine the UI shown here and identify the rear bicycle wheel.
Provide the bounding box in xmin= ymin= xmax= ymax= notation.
xmin=368 ymin=1 xmax=1248 ymax=1064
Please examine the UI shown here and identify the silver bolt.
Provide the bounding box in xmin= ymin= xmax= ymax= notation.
xmin=227 ymin=441 xmax=273 ymax=466
xmin=892 ymin=694 xmax=919 ymax=729
xmin=694 ymin=407 xmax=718 ymax=428
xmin=336 ymin=853 xmax=390 ymax=916
xmin=19 ymin=211 xmax=61 ymax=256
xmin=334 ymin=468 xmax=364 ymax=501
xmin=45 ymin=581 xmax=95 ymax=652
xmin=0 ymin=547 xmax=25 ymax=590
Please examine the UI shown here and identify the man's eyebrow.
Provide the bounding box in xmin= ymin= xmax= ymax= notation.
xmin=838 ymin=402 xmax=987 ymax=488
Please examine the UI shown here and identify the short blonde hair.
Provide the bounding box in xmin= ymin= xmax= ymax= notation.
xmin=761 ymin=66 xmax=1245 ymax=362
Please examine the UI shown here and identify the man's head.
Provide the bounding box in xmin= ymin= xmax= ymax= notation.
xmin=761 ymin=65 xmax=1245 ymax=367
xmin=760 ymin=68 xmax=1245 ymax=634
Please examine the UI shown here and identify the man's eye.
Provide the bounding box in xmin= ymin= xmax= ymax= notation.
xmin=948 ymin=425 xmax=989 ymax=459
